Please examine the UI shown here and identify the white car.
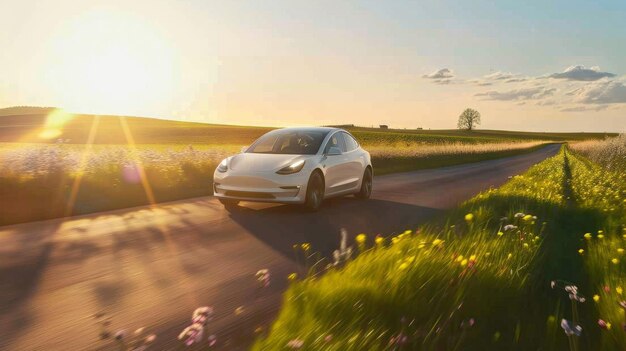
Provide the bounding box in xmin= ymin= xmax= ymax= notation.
xmin=213 ymin=127 xmax=373 ymax=211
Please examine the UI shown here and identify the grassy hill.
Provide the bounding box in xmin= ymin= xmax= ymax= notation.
xmin=0 ymin=108 xmax=616 ymax=145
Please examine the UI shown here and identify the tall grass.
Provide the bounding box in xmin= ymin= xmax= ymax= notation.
xmin=568 ymin=138 xmax=626 ymax=349
xmin=571 ymin=134 xmax=626 ymax=173
xmin=254 ymin=147 xmax=626 ymax=350
xmin=368 ymin=141 xmax=545 ymax=158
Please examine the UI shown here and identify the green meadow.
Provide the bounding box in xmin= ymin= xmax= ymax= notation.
xmin=254 ymin=138 xmax=626 ymax=350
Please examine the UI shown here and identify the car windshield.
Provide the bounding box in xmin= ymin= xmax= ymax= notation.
xmin=247 ymin=129 xmax=329 ymax=155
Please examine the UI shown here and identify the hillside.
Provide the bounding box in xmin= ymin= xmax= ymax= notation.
xmin=0 ymin=108 xmax=617 ymax=145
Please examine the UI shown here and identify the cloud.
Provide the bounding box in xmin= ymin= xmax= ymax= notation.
xmin=572 ymin=79 xmax=626 ymax=104
xmin=560 ymin=105 xmax=610 ymax=112
xmin=483 ymin=71 xmax=515 ymax=80
xmin=536 ymin=99 xmax=557 ymax=106
xmin=475 ymin=86 xmax=556 ymax=101
xmin=468 ymin=71 xmax=529 ymax=86
xmin=549 ymin=65 xmax=616 ymax=81
xmin=423 ymin=68 xmax=454 ymax=79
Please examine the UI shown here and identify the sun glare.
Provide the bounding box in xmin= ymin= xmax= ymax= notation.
xmin=38 ymin=109 xmax=75 ymax=139
xmin=44 ymin=10 xmax=176 ymax=116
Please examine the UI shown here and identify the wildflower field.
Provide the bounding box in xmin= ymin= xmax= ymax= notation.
xmin=255 ymin=142 xmax=626 ymax=350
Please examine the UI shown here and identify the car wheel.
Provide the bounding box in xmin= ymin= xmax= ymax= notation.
xmin=219 ymin=198 xmax=239 ymax=209
xmin=304 ymin=171 xmax=324 ymax=211
xmin=355 ymin=168 xmax=372 ymax=199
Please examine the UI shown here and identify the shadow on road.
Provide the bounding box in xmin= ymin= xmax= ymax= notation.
xmin=226 ymin=196 xmax=444 ymax=258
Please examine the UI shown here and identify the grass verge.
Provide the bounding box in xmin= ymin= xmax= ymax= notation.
xmin=253 ymin=146 xmax=625 ymax=350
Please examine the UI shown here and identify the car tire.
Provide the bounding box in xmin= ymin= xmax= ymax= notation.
xmin=219 ymin=198 xmax=239 ymax=209
xmin=304 ymin=171 xmax=324 ymax=212
xmin=355 ymin=167 xmax=372 ymax=199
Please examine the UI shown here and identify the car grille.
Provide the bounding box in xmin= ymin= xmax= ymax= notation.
xmin=224 ymin=191 xmax=275 ymax=199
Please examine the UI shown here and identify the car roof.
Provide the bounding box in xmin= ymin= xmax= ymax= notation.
xmin=272 ymin=126 xmax=341 ymax=133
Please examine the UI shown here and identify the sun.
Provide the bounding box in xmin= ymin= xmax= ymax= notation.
xmin=44 ymin=10 xmax=176 ymax=116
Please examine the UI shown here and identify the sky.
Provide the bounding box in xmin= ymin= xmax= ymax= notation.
xmin=1 ymin=0 xmax=625 ymax=132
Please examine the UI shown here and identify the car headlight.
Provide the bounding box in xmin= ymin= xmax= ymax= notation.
xmin=276 ymin=160 xmax=305 ymax=175
xmin=217 ymin=158 xmax=229 ymax=173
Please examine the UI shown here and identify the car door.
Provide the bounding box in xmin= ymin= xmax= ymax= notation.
xmin=341 ymin=132 xmax=364 ymax=191
xmin=321 ymin=132 xmax=352 ymax=196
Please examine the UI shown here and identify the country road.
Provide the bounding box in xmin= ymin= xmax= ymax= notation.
xmin=0 ymin=144 xmax=560 ymax=351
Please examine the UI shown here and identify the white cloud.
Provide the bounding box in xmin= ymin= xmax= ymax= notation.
xmin=483 ymin=71 xmax=515 ymax=80
xmin=572 ymin=79 xmax=626 ymax=104
xmin=549 ymin=65 xmax=616 ymax=81
xmin=560 ymin=105 xmax=610 ymax=112
xmin=423 ymin=68 xmax=454 ymax=79
xmin=536 ymin=99 xmax=557 ymax=106
xmin=475 ymin=86 xmax=556 ymax=101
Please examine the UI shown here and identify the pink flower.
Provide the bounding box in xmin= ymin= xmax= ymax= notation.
xmin=178 ymin=323 xmax=204 ymax=346
xmin=192 ymin=306 xmax=214 ymax=325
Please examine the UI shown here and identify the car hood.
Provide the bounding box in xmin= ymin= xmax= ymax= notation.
xmin=228 ymin=153 xmax=313 ymax=173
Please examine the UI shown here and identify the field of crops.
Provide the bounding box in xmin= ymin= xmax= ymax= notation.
xmin=0 ymin=140 xmax=549 ymax=225
xmin=254 ymin=141 xmax=626 ymax=350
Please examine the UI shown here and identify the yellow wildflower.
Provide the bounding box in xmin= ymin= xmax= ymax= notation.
xmin=464 ymin=213 xmax=474 ymax=222
xmin=460 ymin=259 xmax=468 ymax=266
xmin=432 ymin=239 xmax=444 ymax=246
xmin=584 ymin=233 xmax=592 ymax=239
xmin=355 ymin=234 xmax=367 ymax=245
xmin=618 ymin=248 xmax=624 ymax=254
xmin=606 ymin=322 xmax=612 ymax=330
xmin=497 ymin=231 xmax=504 ymax=236
xmin=612 ymin=258 xmax=619 ymax=265
xmin=523 ymin=243 xmax=529 ymax=249
xmin=456 ymin=255 xmax=465 ymax=263
xmin=469 ymin=254 xmax=477 ymax=261
xmin=617 ymin=287 xmax=623 ymax=295
xmin=598 ymin=234 xmax=605 ymax=239
xmin=375 ymin=236 xmax=384 ymax=246
xmin=507 ymin=253 xmax=513 ymax=259
xmin=593 ymin=294 xmax=600 ymax=302
xmin=523 ymin=214 xmax=533 ymax=221
xmin=578 ymin=249 xmax=584 ymax=255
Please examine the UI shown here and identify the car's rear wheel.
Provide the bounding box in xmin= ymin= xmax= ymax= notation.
xmin=355 ymin=167 xmax=372 ymax=199
xmin=304 ymin=171 xmax=324 ymax=211
xmin=219 ymin=198 xmax=239 ymax=209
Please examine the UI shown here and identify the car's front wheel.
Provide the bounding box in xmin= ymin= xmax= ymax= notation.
xmin=355 ymin=167 xmax=372 ymax=199
xmin=304 ymin=171 xmax=324 ymax=211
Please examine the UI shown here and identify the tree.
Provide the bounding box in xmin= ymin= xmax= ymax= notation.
xmin=457 ymin=108 xmax=481 ymax=131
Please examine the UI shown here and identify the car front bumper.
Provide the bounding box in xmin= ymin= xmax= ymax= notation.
xmin=213 ymin=170 xmax=309 ymax=204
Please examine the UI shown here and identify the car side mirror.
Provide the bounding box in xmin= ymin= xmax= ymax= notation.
xmin=326 ymin=146 xmax=342 ymax=156
xmin=240 ymin=145 xmax=248 ymax=153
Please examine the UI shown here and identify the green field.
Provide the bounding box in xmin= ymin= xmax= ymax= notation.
xmin=0 ymin=108 xmax=614 ymax=145
xmin=254 ymin=144 xmax=626 ymax=350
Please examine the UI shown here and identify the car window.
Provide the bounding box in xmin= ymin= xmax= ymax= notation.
xmin=325 ymin=132 xmax=345 ymax=153
xmin=248 ymin=130 xmax=329 ymax=154
xmin=342 ymin=132 xmax=358 ymax=152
